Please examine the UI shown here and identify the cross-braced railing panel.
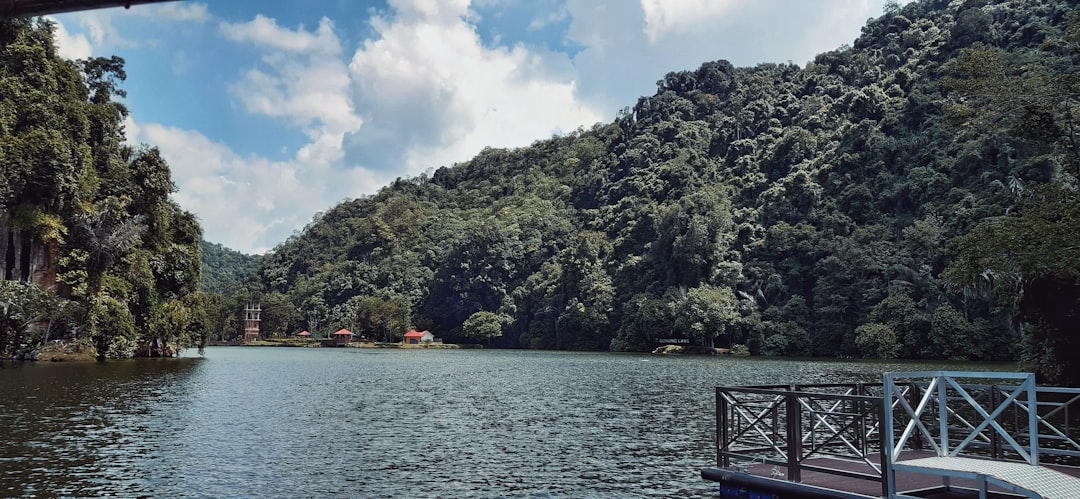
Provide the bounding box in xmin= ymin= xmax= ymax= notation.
xmin=718 ymin=387 xmax=790 ymax=462
xmin=994 ymin=385 xmax=1080 ymax=463
xmin=716 ymin=384 xmax=885 ymax=491
xmin=884 ymin=372 xmax=1040 ymax=465
xmin=799 ymin=393 xmax=884 ymax=474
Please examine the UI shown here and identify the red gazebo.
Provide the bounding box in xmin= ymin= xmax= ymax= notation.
xmin=333 ymin=328 xmax=354 ymax=345
xmin=297 ymin=331 xmax=312 ymax=339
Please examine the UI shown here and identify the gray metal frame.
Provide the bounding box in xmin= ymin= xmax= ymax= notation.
xmin=883 ymin=371 xmax=1080 ymax=499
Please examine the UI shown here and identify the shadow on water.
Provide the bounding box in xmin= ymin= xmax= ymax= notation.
xmin=1 ymin=357 xmax=202 ymax=497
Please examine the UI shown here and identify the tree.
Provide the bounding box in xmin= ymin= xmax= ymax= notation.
xmin=946 ymin=183 xmax=1080 ymax=381
xmin=611 ymin=293 xmax=672 ymax=351
xmin=868 ymin=292 xmax=930 ymax=358
xmin=257 ymin=292 xmax=300 ymax=338
xmin=87 ymin=294 xmax=137 ymax=359
xmin=347 ymin=293 xmax=411 ymax=342
xmin=672 ymin=285 xmax=739 ymax=348
xmin=944 ymin=17 xmax=1079 ymax=177
xmin=463 ymin=311 xmax=503 ymax=344
xmin=0 ymin=281 xmax=77 ymax=354
xmin=78 ymin=55 xmax=127 ymax=105
xmin=651 ymin=186 xmax=734 ymax=287
xmin=927 ymin=304 xmax=984 ymax=361
xmin=69 ymin=196 xmax=146 ymax=294
xmin=148 ymin=293 xmax=211 ymax=356
xmin=940 ymin=10 xmax=1080 ymax=381
xmin=854 ymin=323 xmax=900 ymax=359
xmin=0 ymin=18 xmax=206 ymax=360
xmin=427 ymin=219 xmax=523 ymax=328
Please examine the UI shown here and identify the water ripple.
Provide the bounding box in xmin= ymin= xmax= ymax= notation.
xmin=0 ymin=349 xmax=1004 ymax=497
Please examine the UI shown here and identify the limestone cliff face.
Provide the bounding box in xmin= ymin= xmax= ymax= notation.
xmin=1 ymin=212 xmax=58 ymax=292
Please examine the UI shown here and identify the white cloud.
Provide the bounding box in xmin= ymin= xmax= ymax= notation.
xmin=50 ymin=2 xmax=210 ymax=58
xmin=529 ymin=6 xmax=568 ymax=31
xmin=221 ymin=15 xmax=362 ymax=169
xmin=564 ymin=0 xmax=904 ymax=116
xmin=129 ymin=119 xmax=382 ymax=254
xmin=73 ymin=10 xmax=138 ymax=51
xmin=343 ymin=0 xmax=604 ymax=175
xmin=389 ymin=0 xmax=473 ymax=24
xmin=220 ymin=14 xmax=337 ymax=53
xmin=147 ymin=2 xmax=211 ymax=23
xmin=52 ymin=19 xmax=93 ymax=60
xmin=639 ymin=0 xmax=739 ymax=42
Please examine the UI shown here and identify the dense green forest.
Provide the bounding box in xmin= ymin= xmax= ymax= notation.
xmin=200 ymin=240 xmax=260 ymax=294
xmin=0 ymin=18 xmax=208 ymax=359
xmin=236 ymin=0 xmax=1079 ymax=382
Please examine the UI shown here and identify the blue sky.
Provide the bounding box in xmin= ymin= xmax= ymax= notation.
xmin=51 ymin=0 xmax=907 ymax=254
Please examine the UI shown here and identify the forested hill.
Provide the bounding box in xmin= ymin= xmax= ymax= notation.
xmin=256 ymin=0 xmax=1079 ymax=381
xmin=200 ymin=240 xmax=260 ymax=294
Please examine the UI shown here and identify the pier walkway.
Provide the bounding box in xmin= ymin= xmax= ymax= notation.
xmin=701 ymin=371 xmax=1080 ymax=498
xmin=894 ymin=456 xmax=1079 ymax=497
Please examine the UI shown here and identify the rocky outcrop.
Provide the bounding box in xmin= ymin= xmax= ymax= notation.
xmin=651 ymin=345 xmax=728 ymax=355
xmin=1 ymin=211 xmax=59 ymax=291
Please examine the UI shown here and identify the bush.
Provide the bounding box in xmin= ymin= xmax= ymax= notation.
xmin=88 ymin=295 xmax=138 ymax=359
xmin=854 ymin=323 xmax=901 ymax=359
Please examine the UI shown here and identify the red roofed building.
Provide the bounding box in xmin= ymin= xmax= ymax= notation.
xmin=403 ymin=330 xmax=424 ymax=344
xmin=333 ymin=328 xmax=354 ymax=345
xmin=297 ymin=331 xmax=312 ymax=339
xmin=404 ymin=330 xmax=435 ymax=344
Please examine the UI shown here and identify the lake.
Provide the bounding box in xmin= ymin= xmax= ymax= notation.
xmin=0 ymin=347 xmax=1012 ymax=497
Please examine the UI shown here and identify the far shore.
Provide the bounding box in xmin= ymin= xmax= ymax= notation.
xmin=208 ymin=338 xmax=474 ymax=349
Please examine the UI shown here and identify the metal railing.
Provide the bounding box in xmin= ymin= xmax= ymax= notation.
xmin=881 ymin=371 xmax=1080 ymax=498
xmin=883 ymin=371 xmax=1080 ymax=466
xmin=714 ymin=373 xmax=1080 ymax=498
xmin=716 ymin=383 xmax=890 ymax=497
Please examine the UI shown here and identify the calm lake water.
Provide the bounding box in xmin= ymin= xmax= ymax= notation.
xmin=0 ymin=347 xmax=1012 ymax=497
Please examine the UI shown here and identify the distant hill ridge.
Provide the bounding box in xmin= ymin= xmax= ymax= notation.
xmin=200 ymin=240 xmax=261 ymax=294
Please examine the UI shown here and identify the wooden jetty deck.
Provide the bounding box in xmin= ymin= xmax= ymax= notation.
xmin=701 ymin=372 xmax=1080 ymax=498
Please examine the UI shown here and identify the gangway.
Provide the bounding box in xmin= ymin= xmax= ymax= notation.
xmin=885 ymin=371 xmax=1080 ymax=499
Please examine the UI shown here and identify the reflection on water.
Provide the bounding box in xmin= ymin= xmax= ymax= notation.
xmin=0 ymin=348 xmax=1010 ymax=497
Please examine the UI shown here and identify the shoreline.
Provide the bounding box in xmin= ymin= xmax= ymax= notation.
xmin=207 ymin=339 xmax=472 ymax=349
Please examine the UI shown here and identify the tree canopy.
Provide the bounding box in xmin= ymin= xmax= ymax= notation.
xmin=0 ymin=18 xmax=206 ymax=359
xmin=243 ymin=0 xmax=1077 ymax=382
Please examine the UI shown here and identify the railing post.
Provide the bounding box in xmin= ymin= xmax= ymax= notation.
xmin=786 ymin=389 xmax=802 ymax=482
xmin=717 ymin=387 xmax=728 ymax=468
xmin=990 ymin=385 xmax=1002 ymax=460
xmin=855 ymin=383 xmax=866 ymax=453
xmin=1027 ymin=374 xmax=1039 ymax=466
xmin=884 ymin=373 xmax=898 ymax=498
xmin=878 ymin=396 xmax=890 ymax=499
xmin=938 ymin=375 xmax=949 ymax=456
